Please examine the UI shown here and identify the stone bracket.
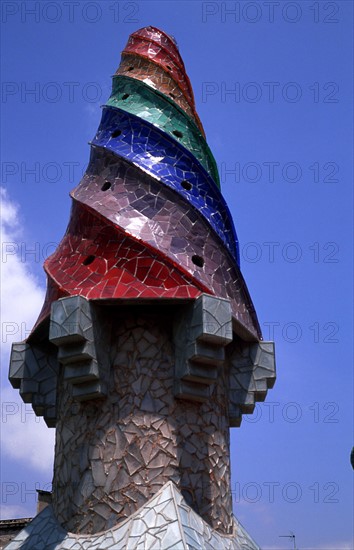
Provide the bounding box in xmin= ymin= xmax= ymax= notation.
xmin=9 ymin=341 xmax=59 ymax=427
xmin=9 ymin=296 xmax=276 ymax=428
xmin=229 ymin=341 xmax=276 ymax=427
xmin=49 ymin=295 xmax=107 ymax=401
xmin=173 ymin=294 xmax=233 ymax=402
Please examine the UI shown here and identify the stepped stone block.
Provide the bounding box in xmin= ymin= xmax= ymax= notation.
xmin=9 ymin=342 xmax=58 ymax=428
xmin=174 ymin=295 xmax=233 ymax=402
xmin=49 ymin=296 xmax=108 ymax=401
xmin=229 ymin=341 xmax=276 ymax=427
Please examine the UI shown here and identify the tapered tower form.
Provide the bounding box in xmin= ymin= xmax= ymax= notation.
xmin=7 ymin=27 xmax=275 ymax=549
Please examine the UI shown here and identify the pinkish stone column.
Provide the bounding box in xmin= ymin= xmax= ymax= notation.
xmin=52 ymin=309 xmax=233 ymax=535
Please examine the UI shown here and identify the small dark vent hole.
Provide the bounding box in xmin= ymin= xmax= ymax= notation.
xmin=181 ymin=180 xmax=192 ymax=191
xmin=111 ymin=129 xmax=121 ymax=138
xmin=83 ymin=255 xmax=95 ymax=266
xmin=127 ymin=66 xmax=134 ymax=72
xmin=101 ymin=181 xmax=111 ymax=191
xmin=166 ymin=65 xmax=173 ymax=71
xmin=169 ymin=93 xmax=175 ymax=99
xmin=122 ymin=93 xmax=130 ymax=100
xmin=173 ymin=130 xmax=183 ymax=139
xmin=192 ymin=255 xmax=204 ymax=268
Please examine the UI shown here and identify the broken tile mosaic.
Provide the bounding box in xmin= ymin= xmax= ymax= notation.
xmin=6 ymin=24 xmax=275 ymax=550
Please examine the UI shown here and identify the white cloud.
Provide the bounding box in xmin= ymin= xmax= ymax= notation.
xmin=1 ymin=188 xmax=45 ymax=341
xmin=0 ymin=187 xmax=55 ymax=475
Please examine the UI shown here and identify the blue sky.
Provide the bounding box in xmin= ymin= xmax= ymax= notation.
xmin=1 ymin=1 xmax=353 ymax=549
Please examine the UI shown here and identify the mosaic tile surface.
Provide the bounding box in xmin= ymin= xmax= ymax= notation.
xmin=131 ymin=26 xmax=186 ymax=71
xmin=8 ymin=25 xmax=276 ymax=548
xmin=117 ymin=26 xmax=204 ymax=136
xmin=107 ymin=76 xmax=219 ymax=185
xmin=8 ymin=296 xmax=274 ymax=537
xmin=116 ymin=53 xmax=205 ymax=135
xmin=91 ymin=106 xmax=240 ymax=254
xmin=5 ymin=482 xmax=259 ymax=549
xmin=45 ymin=201 xmax=204 ymax=298
xmin=123 ymin=33 xmax=195 ymax=110
xmin=50 ymin=309 xmax=233 ymax=533
xmin=91 ymin=115 xmax=233 ymax=249
xmin=40 ymin=195 xmax=258 ymax=339
xmin=68 ymin=150 xmax=259 ymax=339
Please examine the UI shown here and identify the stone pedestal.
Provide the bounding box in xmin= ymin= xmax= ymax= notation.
xmin=9 ymin=293 xmax=275 ymax=547
xmin=52 ymin=306 xmax=232 ymax=534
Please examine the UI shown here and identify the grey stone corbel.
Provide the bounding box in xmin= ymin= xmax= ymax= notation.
xmin=49 ymin=295 xmax=107 ymax=401
xmin=173 ymin=294 xmax=233 ymax=402
xmin=9 ymin=342 xmax=59 ymax=427
xmin=229 ymin=341 xmax=276 ymax=427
